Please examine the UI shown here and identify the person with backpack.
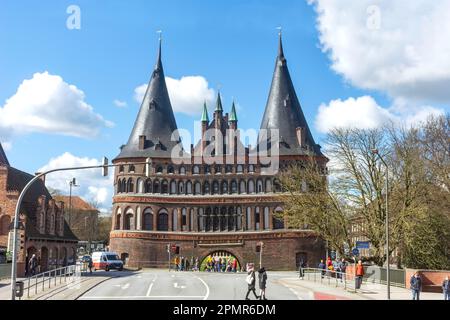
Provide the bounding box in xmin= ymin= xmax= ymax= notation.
xmin=245 ymin=264 xmax=259 ymax=300
xmin=258 ymin=267 xmax=268 ymax=300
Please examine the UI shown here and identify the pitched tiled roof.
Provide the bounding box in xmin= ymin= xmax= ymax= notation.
xmin=0 ymin=142 xmax=9 ymax=166
xmin=54 ymin=195 xmax=99 ymax=212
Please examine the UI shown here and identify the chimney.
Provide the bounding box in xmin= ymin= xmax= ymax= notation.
xmin=296 ymin=127 xmax=306 ymax=148
xmin=139 ymin=135 xmax=146 ymax=150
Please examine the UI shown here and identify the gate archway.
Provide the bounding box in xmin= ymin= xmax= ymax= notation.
xmin=200 ymin=250 xmax=241 ymax=272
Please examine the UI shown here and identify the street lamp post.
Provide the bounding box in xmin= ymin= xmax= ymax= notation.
xmin=10 ymin=158 xmax=151 ymax=300
xmin=371 ymin=149 xmax=390 ymax=300
xmin=68 ymin=178 xmax=79 ymax=229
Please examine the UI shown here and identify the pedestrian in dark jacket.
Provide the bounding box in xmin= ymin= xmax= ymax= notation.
xmin=410 ymin=272 xmax=422 ymax=300
xmin=258 ymin=267 xmax=268 ymax=300
xmin=339 ymin=258 xmax=347 ymax=282
xmin=442 ymin=276 xmax=450 ymax=300
xmin=28 ymin=254 xmax=38 ymax=276
xmin=318 ymin=260 xmax=326 ymax=278
xmin=245 ymin=265 xmax=259 ymax=300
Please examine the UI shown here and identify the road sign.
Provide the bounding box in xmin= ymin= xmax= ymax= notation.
xmin=356 ymin=241 xmax=370 ymax=249
xmin=352 ymin=248 xmax=359 ymax=256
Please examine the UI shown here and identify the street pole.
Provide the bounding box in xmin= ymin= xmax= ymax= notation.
xmin=371 ymin=149 xmax=390 ymax=300
xmin=10 ymin=159 xmax=149 ymax=300
xmin=259 ymin=241 xmax=264 ymax=269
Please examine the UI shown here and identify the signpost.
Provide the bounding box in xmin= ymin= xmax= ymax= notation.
xmin=352 ymin=248 xmax=359 ymax=256
xmin=356 ymin=241 xmax=370 ymax=249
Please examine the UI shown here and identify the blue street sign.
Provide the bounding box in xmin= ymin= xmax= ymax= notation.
xmin=356 ymin=241 xmax=370 ymax=249
xmin=352 ymin=248 xmax=359 ymax=256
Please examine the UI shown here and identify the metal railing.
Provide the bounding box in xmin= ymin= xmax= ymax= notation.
xmin=24 ymin=264 xmax=81 ymax=298
xmin=300 ymin=268 xmax=360 ymax=292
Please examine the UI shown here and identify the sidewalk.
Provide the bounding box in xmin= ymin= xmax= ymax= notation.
xmin=279 ymin=276 xmax=444 ymax=300
xmin=0 ymin=274 xmax=112 ymax=300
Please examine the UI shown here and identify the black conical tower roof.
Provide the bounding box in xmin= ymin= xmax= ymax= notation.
xmin=259 ymin=33 xmax=322 ymax=156
xmin=115 ymin=38 xmax=180 ymax=159
xmin=0 ymin=141 xmax=9 ymax=166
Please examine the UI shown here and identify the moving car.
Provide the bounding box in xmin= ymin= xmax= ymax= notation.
xmin=91 ymin=252 xmax=123 ymax=271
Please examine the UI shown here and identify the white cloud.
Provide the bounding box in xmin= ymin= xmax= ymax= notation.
xmin=38 ymin=152 xmax=113 ymax=213
xmin=134 ymin=76 xmax=215 ymax=115
xmin=113 ymin=99 xmax=127 ymax=108
xmin=0 ymin=72 xmax=113 ymax=139
xmin=308 ymin=0 xmax=450 ymax=103
xmin=315 ymin=96 xmax=444 ymax=133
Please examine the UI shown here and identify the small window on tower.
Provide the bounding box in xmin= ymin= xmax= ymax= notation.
xmin=149 ymin=100 xmax=156 ymax=109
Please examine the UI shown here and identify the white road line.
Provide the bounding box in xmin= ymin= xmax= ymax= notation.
xmin=194 ymin=275 xmax=210 ymax=300
xmin=288 ymin=287 xmax=304 ymax=300
xmin=146 ymin=283 xmax=154 ymax=296
xmin=79 ymin=295 xmax=205 ymax=299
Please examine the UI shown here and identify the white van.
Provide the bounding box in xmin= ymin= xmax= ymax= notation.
xmin=91 ymin=252 xmax=123 ymax=271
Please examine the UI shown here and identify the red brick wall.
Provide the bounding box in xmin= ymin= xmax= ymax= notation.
xmin=406 ymin=269 xmax=450 ymax=292
xmin=109 ymin=230 xmax=325 ymax=270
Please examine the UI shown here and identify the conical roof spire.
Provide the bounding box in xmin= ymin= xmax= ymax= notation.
xmin=259 ymin=34 xmax=321 ymax=156
xmin=0 ymin=141 xmax=9 ymax=166
xmin=215 ymin=91 xmax=223 ymax=112
xmin=229 ymin=100 xmax=238 ymax=122
xmin=201 ymin=101 xmax=209 ymax=122
xmin=115 ymin=35 xmax=179 ymax=159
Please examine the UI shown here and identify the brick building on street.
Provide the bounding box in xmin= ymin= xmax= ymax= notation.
xmin=0 ymin=143 xmax=78 ymax=276
xmin=109 ymin=35 xmax=328 ymax=270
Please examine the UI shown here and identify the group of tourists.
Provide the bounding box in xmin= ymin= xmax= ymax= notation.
xmin=410 ymin=272 xmax=450 ymax=301
xmin=245 ymin=263 xmax=268 ymax=300
xmin=317 ymin=257 xmax=350 ymax=281
xmin=173 ymin=256 xmax=200 ymax=271
xmin=204 ymin=254 xmax=239 ymax=272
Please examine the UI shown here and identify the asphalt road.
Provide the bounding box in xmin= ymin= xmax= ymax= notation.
xmin=78 ymin=269 xmax=311 ymax=300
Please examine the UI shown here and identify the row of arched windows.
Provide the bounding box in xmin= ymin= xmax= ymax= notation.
xmin=118 ymin=164 xmax=257 ymax=175
xmin=116 ymin=177 xmax=281 ymax=195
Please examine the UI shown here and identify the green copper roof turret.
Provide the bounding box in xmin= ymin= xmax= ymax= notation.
xmin=201 ymin=102 xmax=209 ymax=122
xmin=229 ymin=101 xmax=238 ymax=122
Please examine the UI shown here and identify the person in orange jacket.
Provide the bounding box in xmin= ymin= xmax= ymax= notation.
xmin=355 ymin=260 xmax=364 ymax=289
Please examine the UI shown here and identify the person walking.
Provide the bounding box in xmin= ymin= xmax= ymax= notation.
xmin=318 ymin=259 xmax=326 ymax=278
xmin=299 ymin=259 xmax=306 ymax=279
xmin=258 ymin=267 xmax=268 ymax=300
xmin=339 ymin=258 xmax=347 ymax=282
xmin=410 ymin=271 xmax=422 ymax=300
xmin=88 ymin=258 xmax=93 ymax=274
xmin=442 ymin=276 xmax=450 ymax=300
xmin=28 ymin=254 xmax=38 ymax=276
xmin=355 ymin=260 xmax=364 ymax=289
xmin=245 ymin=264 xmax=259 ymax=300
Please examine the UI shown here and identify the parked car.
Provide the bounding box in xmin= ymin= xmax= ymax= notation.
xmin=91 ymin=252 xmax=123 ymax=271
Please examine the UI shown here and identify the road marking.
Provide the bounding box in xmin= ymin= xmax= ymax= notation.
xmin=288 ymin=287 xmax=304 ymax=300
xmin=194 ymin=275 xmax=210 ymax=300
xmin=79 ymin=295 xmax=205 ymax=299
xmin=146 ymin=283 xmax=154 ymax=296
xmin=173 ymin=282 xmax=187 ymax=289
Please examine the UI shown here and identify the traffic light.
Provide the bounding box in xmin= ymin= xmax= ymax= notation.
xmin=102 ymin=157 xmax=108 ymax=176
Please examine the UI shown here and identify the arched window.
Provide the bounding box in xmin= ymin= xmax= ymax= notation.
xmin=255 ymin=207 xmax=260 ymax=230
xmin=248 ymin=164 xmax=255 ymax=173
xmin=273 ymin=207 xmax=284 ymax=229
xmin=190 ymin=209 xmax=194 ymax=231
xmin=193 ymin=165 xmax=200 ymax=174
xmin=265 ymin=179 xmax=272 ymax=193
xmin=274 ymin=179 xmax=281 ymax=192
xmin=153 ymin=180 xmax=160 ymax=193
xmin=239 ymin=180 xmax=246 ymax=194
xmin=170 ymin=180 xmax=177 ymax=194
xmin=231 ymin=180 xmax=237 ymax=193
xmin=215 ymin=165 xmax=221 ymax=174
xmin=117 ymin=179 xmax=122 ymax=193
xmin=119 ymin=165 xmax=124 ymax=173
xmin=221 ymin=181 xmax=228 ymax=194
xmin=137 ymin=178 xmax=144 ymax=193
xmin=172 ymin=209 xmax=178 ymax=231
xmin=256 ymin=179 xmax=264 ymax=193
xmin=129 ymin=165 xmax=135 ymax=173
xmin=168 ymin=166 xmax=175 ymax=174
xmin=178 ymin=181 xmax=185 ymax=194
xmin=203 ymin=181 xmax=210 ymax=194
xmin=246 ymin=207 xmax=251 ymax=231
xmin=143 ymin=208 xmax=153 ymax=231
xmin=157 ymin=209 xmax=168 ymax=231
xmin=225 ymin=165 xmax=233 ymax=174
xmin=182 ymin=208 xmax=187 ymax=230
xmin=127 ymin=178 xmax=134 ymax=193
xmin=124 ymin=208 xmax=134 ymax=230
xmin=237 ymin=207 xmax=242 ymax=230
xmin=156 ymin=166 xmax=163 ymax=174
xmin=186 ymin=181 xmax=192 ymax=194
xmin=115 ymin=210 xmax=121 ymax=230
xmin=145 ymin=179 xmax=152 ymax=193
xmin=179 ymin=166 xmax=186 ymax=175
xmin=121 ymin=179 xmax=126 ymax=193
xmin=204 ymin=165 xmax=210 ymax=174
xmin=194 ymin=181 xmax=201 ymax=195
xmin=264 ymin=207 xmax=270 ymax=230
xmin=212 ymin=181 xmax=219 ymax=195
xmin=161 ymin=180 xmax=168 ymax=194
xmin=248 ymin=179 xmax=255 ymax=193
xmin=237 ymin=165 xmax=243 ymax=174
xmin=0 ymin=215 xmax=11 ymax=235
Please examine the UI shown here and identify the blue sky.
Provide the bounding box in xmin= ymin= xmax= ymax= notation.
xmin=1 ymin=1 xmax=448 ymax=210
